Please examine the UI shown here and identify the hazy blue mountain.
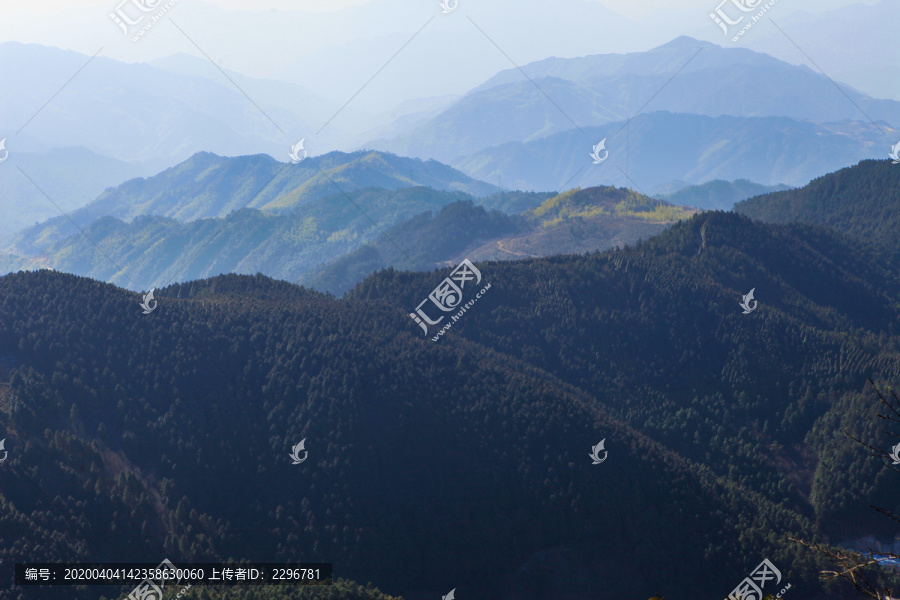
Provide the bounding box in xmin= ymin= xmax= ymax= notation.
xmin=0 ymin=42 xmax=347 ymax=245
xmin=453 ymin=111 xmax=888 ymax=193
xmin=148 ymin=52 xmax=381 ymax=142
xmin=0 ymin=43 xmax=444 ymax=244
xmin=4 ymin=150 xmax=499 ymax=256
xmin=356 ymin=93 xmax=462 ymax=145
xmin=370 ymin=77 xmax=624 ymax=163
xmin=648 ymin=180 xmax=691 ymax=196
xmin=0 ymin=42 xmax=344 ymax=168
xmin=372 ymin=36 xmax=900 ymax=163
xmin=271 ymin=0 xmax=637 ymax=114
xmin=748 ymin=0 xmax=900 ymax=102
xmin=0 ymin=146 xmax=150 ymax=240
xmin=654 ymin=179 xmax=792 ymax=210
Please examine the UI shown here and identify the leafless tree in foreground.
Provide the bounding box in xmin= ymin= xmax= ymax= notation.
xmin=790 ymin=379 xmax=900 ymax=600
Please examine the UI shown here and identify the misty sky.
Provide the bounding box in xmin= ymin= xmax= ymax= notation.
xmin=0 ymin=0 xmax=894 ymax=113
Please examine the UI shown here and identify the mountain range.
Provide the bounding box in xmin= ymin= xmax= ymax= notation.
xmin=371 ymin=36 xmax=900 ymax=167
xmin=5 ymin=152 xmax=893 ymax=299
xmin=3 ymin=4 xmax=900 ymax=600
xmin=0 ymin=42 xmax=437 ymax=240
xmin=1 ymin=186 xmax=474 ymax=290
xmin=0 ymin=41 xmax=346 ymax=166
xmin=5 ymin=160 xmax=900 ymax=598
xmin=746 ymin=0 xmax=900 ymax=103
xmin=7 ymin=0 xmax=898 ymax=110
xmin=6 ymin=2 xmax=900 ymax=599
xmin=450 ymin=111 xmax=891 ymax=193
xmin=3 ymin=34 xmax=897 ymax=246
xmin=0 ymin=180 xmax=692 ymax=294
xmin=301 ymin=187 xmax=697 ymax=295
xmin=0 ymin=146 xmax=150 ymax=240
xmin=1 ymin=150 xmax=497 ymax=255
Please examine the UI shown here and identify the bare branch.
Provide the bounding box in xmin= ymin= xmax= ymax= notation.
xmin=790 ymin=536 xmax=892 ymax=598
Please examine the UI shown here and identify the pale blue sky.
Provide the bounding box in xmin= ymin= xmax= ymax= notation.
xmin=0 ymin=0 xmax=894 ymax=109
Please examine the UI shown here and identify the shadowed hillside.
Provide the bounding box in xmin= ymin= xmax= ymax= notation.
xmin=6 ymin=208 xmax=900 ymax=598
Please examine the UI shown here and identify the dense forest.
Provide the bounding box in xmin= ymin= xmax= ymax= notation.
xmin=3 ymin=200 xmax=900 ymax=599
xmin=300 ymin=200 xmax=524 ymax=295
xmin=734 ymin=159 xmax=900 ymax=253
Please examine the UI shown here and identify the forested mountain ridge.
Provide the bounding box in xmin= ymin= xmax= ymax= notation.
xmin=0 ymin=267 xmax=825 ymax=600
xmin=0 ymin=187 xmax=479 ymax=291
xmin=4 ymin=207 xmax=900 ymax=597
xmin=298 ymin=200 xmax=524 ymax=295
xmin=0 ymin=185 xmax=694 ymax=295
xmin=351 ymin=211 xmax=900 ymax=544
xmin=3 ymin=150 xmax=498 ymax=258
xmin=303 ymin=188 xmax=697 ymax=295
xmin=734 ymin=159 xmax=900 ymax=251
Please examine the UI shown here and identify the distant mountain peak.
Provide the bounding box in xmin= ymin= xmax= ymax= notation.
xmin=652 ymin=35 xmax=719 ymax=51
